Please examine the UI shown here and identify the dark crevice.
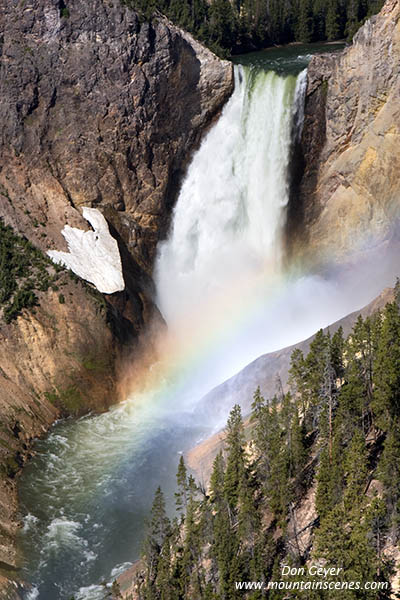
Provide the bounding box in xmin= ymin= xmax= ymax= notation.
xmin=284 ymin=122 xmax=307 ymax=258
xmin=58 ymin=0 xmax=67 ymax=15
xmin=284 ymin=82 xmax=329 ymax=262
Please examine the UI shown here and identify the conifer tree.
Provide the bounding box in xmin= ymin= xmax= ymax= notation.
xmin=290 ymin=402 xmax=308 ymax=476
xmin=330 ymin=326 xmax=345 ymax=381
xmin=208 ymin=0 xmax=238 ymax=53
xmin=305 ymin=329 xmax=329 ymax=405
xmin=210 ymin=451 xmax=225 ymax=507
xmin=181 ymin=476 xmax=203 ymax=596
xmin=312 ymin=0 xmax=327 ymax=40
xmin=343 ymin=428 xmax=368 ymax=514
xmin=175 ymin=455 xmax=188 ymax=517
xmin=326 ymin=0 xmax=342 ymax=40
xmin=316 ymin=430 xmax=344 ymax=522
xmin=374 ymin=302 xmax=400 ymax=428
xmin=142 ymin=487 xmax=171 ymax=593
xmin=224 ymin=404 xmax=246 ymax=512
xmin=296 ymin=0 xmax=314 ymax=42
xmin=289 ymin=348 xmax=310 ymax=421
xmin=379 ymin=424 xmax=400 ymax=535
xmin=155 ymin=534 xmax=178 ymax=600
xmin=345 ymin=0 xmax=361 ymax=40
xmin=316 ymin=446 xmax=333 ymax=520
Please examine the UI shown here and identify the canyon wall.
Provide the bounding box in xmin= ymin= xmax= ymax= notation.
xmin=0 ymin=1 xmax=233 ymax=594
xmin=287 ymin=0 xmax=400 ymax=265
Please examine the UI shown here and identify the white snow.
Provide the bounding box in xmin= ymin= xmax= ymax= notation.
xmin=48 ymin=207 xmax=125 ymax=294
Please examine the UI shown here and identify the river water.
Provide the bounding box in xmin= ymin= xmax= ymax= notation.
xmin=19 ymin=42 xmax=383 ymax=600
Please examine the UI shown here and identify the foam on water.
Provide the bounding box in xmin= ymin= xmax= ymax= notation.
xmin=19 ymin=47 xmax=399 ymax=600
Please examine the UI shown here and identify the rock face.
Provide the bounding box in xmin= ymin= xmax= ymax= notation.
xmin=287 ymin=0 xmax=400 ymax=264
xmin=0 ymin=0 xmax=233 ymax=272
xmin=0 ymin=1 xmax=233 ymax=595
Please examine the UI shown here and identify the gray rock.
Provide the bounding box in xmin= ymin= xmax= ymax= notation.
xmin=0 ymin=0 xmax=233 ymax=273
xmin=286 ymin=0 xmax=400 ymax=266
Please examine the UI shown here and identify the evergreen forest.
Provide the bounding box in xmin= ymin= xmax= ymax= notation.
xmin=132 ymin=291 xmax=400 ymax=599
xmin=124 ymin=0 xmax=385 ymax=56
xmin=0 ymin=219 xmax=63 ymax=323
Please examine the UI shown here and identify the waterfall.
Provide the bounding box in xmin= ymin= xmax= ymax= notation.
xmin=21 ymin=49 xmax=400 ymax=600
xmin=20 ymin=59 xmax=326 ymax=600
xmin=292 ymin=68 xmax=308 ymax=142
xmin=155 ymin=65 xmax=307 ymax=334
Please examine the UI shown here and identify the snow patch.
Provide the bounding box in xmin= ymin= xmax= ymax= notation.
xmin=48 ymin=208 xmax=125 ymax=294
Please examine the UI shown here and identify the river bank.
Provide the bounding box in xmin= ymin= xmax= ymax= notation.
xmin=14 ymin=45 xmax=319 ymax=599
xmin=8 ymin=0 xmax=400 ymax=593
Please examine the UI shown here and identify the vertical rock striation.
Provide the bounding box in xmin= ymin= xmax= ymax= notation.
xmin=287 ymin=0 xmax=400 ymax=265
xmin=0 ymin=0 xmax=233 ymax=272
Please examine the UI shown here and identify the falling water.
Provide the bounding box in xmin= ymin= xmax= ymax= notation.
xmin=19 ymin=46 xmax=380 ymax=600
xmin=155 ymin=66 xmax=307 ymax=334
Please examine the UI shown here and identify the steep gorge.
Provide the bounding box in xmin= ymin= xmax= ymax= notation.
xmin=1 ymin=0 xmax=400 ymax=597
xmin=0 ymin=1 xmax=232 ymax=594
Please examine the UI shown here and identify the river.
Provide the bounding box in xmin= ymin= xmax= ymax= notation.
xmin=20 ymin=42 xmax=390 ymax=600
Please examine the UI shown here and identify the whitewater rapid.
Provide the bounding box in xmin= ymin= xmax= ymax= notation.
xmin=19 ymin=47 xmax=398 ymax=600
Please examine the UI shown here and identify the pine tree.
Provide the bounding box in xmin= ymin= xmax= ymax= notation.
xmin=343 ymin=428 xmax=368 ymax=514
xmin=315 ymin=503 xmax=348 ymax=571
xmin=306 ymin=330 xmax=329 ymax=405
xmin=367 ymin=496 xmax=387 ymax=573
xmin=379 ymin=424 xmax=400 ymax=536
xmin=339 ymin=316 xmax=376 ymax=436
xmin=326 ymin=0 xmax=341 ymax=40
xmin=366 ymin=0 xmax=384 ymax=16
xmin=290 ymin=402 xmax=308 ymax=476
xmin=175 ymin=455 xmax=188 ymax=517
xmin=312 ymin=0 xmax=327 ymax=40
xmin=315 ymin=446 xmax=332 ymax=520
xmin=268 ymin=0 xmax=284 ymax=42
xmin=330 ymin=326 xmax=345 ymax=381
xmin=289 ymin=348 xmax=310 ymax=422
xmin=142 ymin=487 xmax=171 ymax=592
xmin=208 ymin=0 xmax=238 ymax=53
xmin=296 ymin=0 xmax=314 ymax=42
xmin=374 ymin=302 xmax=400 ymax=428
xmin=210 ymin=451 xmax=225 ymax=507
xmin=182 ymin=476 xmax=203 ymax=596
xmin=155 ymin=535 xmax=178 ymax=600
xmin=345 ymin=0 xmax=361 ymax=41
xmin=224 ymin=404 xmax=246 ymax=512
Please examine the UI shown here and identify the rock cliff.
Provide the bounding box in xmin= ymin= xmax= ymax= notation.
xmin=0 ymin=0 xmax=233 ymax=272
xmin=0 ymin=1 xmax=233 ymax=595
xmin=286 ymin=0 xmax=400 ymax=265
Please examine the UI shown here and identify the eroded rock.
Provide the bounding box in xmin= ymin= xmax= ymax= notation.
xmin=287 ymin=0 xmax=400 ymax=265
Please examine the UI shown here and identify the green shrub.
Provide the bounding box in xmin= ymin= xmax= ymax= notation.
xmin=0 ymin=219 xmax=62 ymax=323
